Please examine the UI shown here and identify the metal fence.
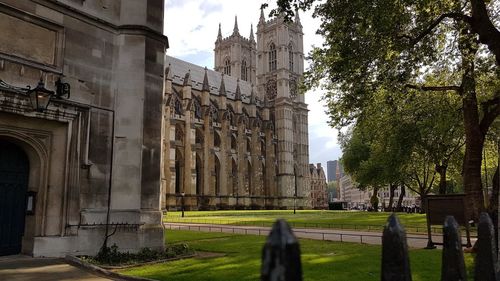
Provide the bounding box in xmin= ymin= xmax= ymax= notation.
xmin=164 ymin=217 xmax=454 ymax=234
xmin=165 ymin=223 xmax=432 ymax=247
xmin=261 ymin=212 xmax=498 ymax=281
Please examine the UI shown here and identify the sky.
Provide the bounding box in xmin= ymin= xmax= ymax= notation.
xmin=163 ymin=0 xmax=342 ymax=169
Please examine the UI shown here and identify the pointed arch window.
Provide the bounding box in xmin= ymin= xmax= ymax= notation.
xmin=224 ymin=58 xmax=231 ymax=76
xmin=269 ymin=43 xmax=277 ymax=71
xmin=288 ymin=43 xmax=294 ymax=72
xmin=241 ymin=60 xmax=248 ymax=81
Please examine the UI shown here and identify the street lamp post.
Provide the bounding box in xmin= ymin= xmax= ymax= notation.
xmin=293 ymin=194 xmax=296 ymax=214
xmin=181 ymin=192 xmax=185 ymax=218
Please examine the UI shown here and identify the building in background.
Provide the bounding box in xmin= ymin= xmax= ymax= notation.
xmin=327 ymin=160 xmax=344 ymax=182
xmin=309 ymin=163 xmax=328 ymax=209
xmin=162 ymin=10 xmax=311 ymax=210
xmin=378 ymin=187 xmax=419 ymax=209
xmin=327 ymin=160 xmax=337 ymax=182
xmin=339 ymin=174 xmax=420 ymax=210
xmin=339 ymin=175 xmax=371 ymax=209
xmin=0 ymin=0 xmax=167 ymax=257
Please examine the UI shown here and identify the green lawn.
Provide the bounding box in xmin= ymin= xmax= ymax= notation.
xmin=164 ymin=210 xmax=433 ymax=233
xmin=119 ymin=229 xmax=474 ymax=281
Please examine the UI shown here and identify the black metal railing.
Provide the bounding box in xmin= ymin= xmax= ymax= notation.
xmin=261 ymin=212 xmax=498 ymax=281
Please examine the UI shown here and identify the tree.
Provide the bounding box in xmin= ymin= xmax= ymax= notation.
xmin=340 ymin=89 xmax=417 ymax=212
xmin=327 ymin=181 xmax=338 ymax=199
xmin=399 ymin=88 xmax=465 ymax=195
xmin=268 ymin=0 xmax=500 ymax=219
xmin=340 ymin=85 xmax=464 ymax=212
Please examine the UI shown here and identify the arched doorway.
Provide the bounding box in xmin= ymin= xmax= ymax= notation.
xmin=0 ymin=140 xmax=30 ymax=256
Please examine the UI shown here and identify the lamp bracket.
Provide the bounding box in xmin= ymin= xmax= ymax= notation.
xmin=55 ymin=78 xmax=71 ymax=99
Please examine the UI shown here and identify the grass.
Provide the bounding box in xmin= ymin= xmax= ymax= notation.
xmin=164 ymin=210 xmax=434 ymax=233
xmin=119 ymin=229 xmax=475 ymax=281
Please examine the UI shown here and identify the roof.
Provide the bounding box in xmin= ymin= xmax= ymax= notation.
xmin=166 ymin=56 xmax=254 ymax=104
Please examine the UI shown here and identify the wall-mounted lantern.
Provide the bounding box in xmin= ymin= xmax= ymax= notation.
xmin=27 ymin=80 xmax=54 ymax=112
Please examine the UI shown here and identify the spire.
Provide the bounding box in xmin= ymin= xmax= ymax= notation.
xmin=235 ymin=79 xmax=242 ymax=100
xmin=232 ymin=15 xmax=239 ymax=36
xmin=202 ymin=67 xmax=210 ymax=92
xmin=259 ymin=7 xmax=265 ymax=24
xmin=183 ymin=70 xmax=191 ymax=86
xmin=295 ymin=9 xmax=302 ymax=26
xmin=219 ymin=74 xmax=226 ymax=96
xmin=217 ymin=23 xmax=222 ymax=41
xmin=249 ymin=24 xmax=255 ymax=42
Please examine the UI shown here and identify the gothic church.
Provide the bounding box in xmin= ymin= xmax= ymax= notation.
xmin=162 ymin=10 xmax=312 ymax=210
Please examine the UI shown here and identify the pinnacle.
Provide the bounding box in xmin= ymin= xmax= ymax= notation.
xmin=233 ymin=15 xmax=239 ymax=36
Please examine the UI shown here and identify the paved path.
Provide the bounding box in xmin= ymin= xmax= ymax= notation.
xmin=0 ymin=255 xmax=111 ymax=281
xmin=165 ymin=222 xmax=476 ymax=249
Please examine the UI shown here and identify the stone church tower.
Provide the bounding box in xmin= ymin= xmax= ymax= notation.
xmin=162 ymin=9 xmax=310 ymax=211
xmin=214 ymin=17 xmax=257 ymax=84
xmin=211 ymin=10 xmax=310 ymax=208
xmin=256 ymin=9 xmax=310 ymax=208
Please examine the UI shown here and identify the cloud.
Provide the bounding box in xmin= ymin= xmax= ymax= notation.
xmin=164 ymin=0 xmax=342 ymax=167
xmin=199 ymin=0 xmax=223 ymax=16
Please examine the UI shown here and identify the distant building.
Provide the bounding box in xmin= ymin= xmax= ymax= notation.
xmin=327 ymin=160 xmax=344 ymax=182
xmin=327 ymin=160 xmax=344 ymax=200
xmin=327 ymin=160 xmax=337 ymax=182
xmin=339 ymin=175 xmax=370 ymax=209
xmin=378 ymin=187 xmax=419 ymax=209
xmin=336 ymin=161 xmax=345 ymax=180
xmin=309 ymin=163 xmax=328 ymax=209
xmin=339 ymin=174 xmax=420 ymax=210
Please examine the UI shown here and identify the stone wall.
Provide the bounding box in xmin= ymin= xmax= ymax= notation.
xmin=0 ymin=0 xmax=167 ymax=257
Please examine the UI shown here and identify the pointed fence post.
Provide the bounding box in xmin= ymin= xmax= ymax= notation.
xmin=474 ymin=212 xmax=499 ymax=281
xmin=441 ymin=216 xmax=467 ymax=281
xmin=381 ymin=214 xmax=412 ymax=281
xmin=261 ymin=219 xmax=302 ymax=281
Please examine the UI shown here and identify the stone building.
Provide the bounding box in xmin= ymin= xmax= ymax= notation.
xmin=0 ymin=0 xmax=167 ymax=257
xmin=162 ymin=11 xmax=310 ymax=210
xmin=339 ymin=175 xmax=371 ymax=209
xmin=309 ymin=163 xmax=328 ymax=209
xmin=339 ymin=174 xmax=420 ymax=209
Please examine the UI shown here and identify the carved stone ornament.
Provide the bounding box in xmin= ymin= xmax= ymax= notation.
xmin=290 ymin=79 xmax=297 ymax=100
xmin=266 ymin=78 xmax=277 ymax=101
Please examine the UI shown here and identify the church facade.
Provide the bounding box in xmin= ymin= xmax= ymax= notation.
xmin=162 ymin=11 xmax=312 ymax=210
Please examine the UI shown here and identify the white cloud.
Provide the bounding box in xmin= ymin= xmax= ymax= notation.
xmin=164 ymin=0 xmax=342 ymax=167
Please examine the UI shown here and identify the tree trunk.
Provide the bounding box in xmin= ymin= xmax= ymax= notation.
xmin=436 ymin=164 xmax=448 ymax=194
xmin=388 ymin=183 xmax=397 ymax=211
xmin=396 ymin=185 xmax=405 ymax=211
xmin=459 ymin=26 xmax=485 ymax=221
xmin=462 ymin=88 xmax=486 ymax=220
xmin=370 ymin=187 xmax=379 ymax=212
xmin=469 ymin=0 xmax=500 ymax=65
xmin=420 ymin=193 xmax=427 ymax=214
xmin=488 ymin=167 xmax=499 ymax=213
xmin=488 ymin=166 xmax=499 ymax=254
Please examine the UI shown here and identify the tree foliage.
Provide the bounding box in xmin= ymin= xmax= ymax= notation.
xmin=271 ymin=0 xmax=500 ymax=218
